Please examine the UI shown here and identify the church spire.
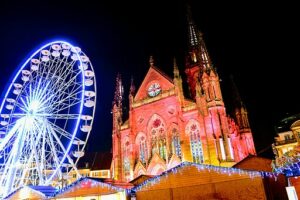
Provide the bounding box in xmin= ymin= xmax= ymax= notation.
xmin=149 ymin=56 xmax=154 ymax=67
xmin=185 ymin=4 xmax=215 ymax=100
xmin=129 ymin=76 xmax=135 ymax=96
xmin=186 ymin=5 xmax=213 ymax=72
xmin=173 ymin=57 xmax=180 ymax=78
xmin=230 ymin=75 xmax=250 ymax=131
xmin=187 ymin=5 xmax=199 ymax=47
xmin=129 ymin=76 xmax=135 ymax=109
xmin=113 ymin=73 xmax=124 ymax=108
xmin=173 ymin=57 xmax=184 ymax=106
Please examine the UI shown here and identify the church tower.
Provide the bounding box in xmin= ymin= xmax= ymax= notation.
xmin=230 ymin=76 xmax=256 ymax=155
xmin=184 ymin=7 xmax=233 ymax=165
xmin=112 ymin=74 xmax=124 ymax=180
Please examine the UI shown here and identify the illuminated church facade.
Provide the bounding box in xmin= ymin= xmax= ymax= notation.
xmin=111 ymin=12 xmax=256 ymax=182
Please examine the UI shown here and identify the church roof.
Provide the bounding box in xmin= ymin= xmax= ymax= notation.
xmin=131 ymin=161 xmax=271 ymax=192
xmin=150 ymin=65 xmax=173 ymax=83
xmin=232 ymin=155 xmax=273 ymax=172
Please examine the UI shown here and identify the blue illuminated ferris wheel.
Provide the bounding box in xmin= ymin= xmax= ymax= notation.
xmin=0 ymin=41 xmax=96 ymax=197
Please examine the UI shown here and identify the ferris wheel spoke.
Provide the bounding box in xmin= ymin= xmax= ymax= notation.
xmin=30 ymin=119 xmax=47 ymax=184
xmin=36 ymin=81 xmax=82 ymax=113
xmin=9 ymin=113 xmax=27 ymax=118
xmin=47 ymin=120 xmax=80 ymax=141
xmin=14 ymin=100 xmax=28 ymax=113
xmin=52 ymin=60 xmax=77 ymax=84
xmin=49 ymin=97 xmax=83 ymax=115
xmin=0 ymin=120 xmax=21 ymax=152
xmin=46 ymin=121 xmax=80 ymax=184
xmin=45 ymin=113 xmax=80 ymax=120
xmin=49 ymin=76 xmax=82 ymax=103
xmin=19 ymin=151 xmax=35 ymax=186
xmin=46 ymin=125 xmax=64 ymax=180
xmin=38 ymin=87 xmax=82 ymax=113
xmin=0 ymin=120 xmax=28 ymax=195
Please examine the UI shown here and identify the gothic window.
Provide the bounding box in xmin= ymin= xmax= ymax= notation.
xmin=185 ymin=120 xmax=204 ymax=164
xmin=171 ymin=127 xmax=182 ymax=159
xmin=139 ymin=136 xmax=147 ymax=164
xmin=149 ymin=115 xmax=167 ymax=160
xmin=136 ymin=133 xmax=148 ymax=165
xmin=123 ymin=141 xmax=130 ymax=180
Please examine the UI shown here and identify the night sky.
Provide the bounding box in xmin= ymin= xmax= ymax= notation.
xmin=0 ymin=0 xmax=298 ymax=154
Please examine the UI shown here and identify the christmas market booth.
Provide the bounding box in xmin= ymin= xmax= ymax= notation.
xmin=52 ymin=177 xmax=132 ymax=200
xmin=130 ymin=162 xmax=276 ymax=200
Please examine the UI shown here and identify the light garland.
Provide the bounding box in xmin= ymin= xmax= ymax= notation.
xmin=4 ymin=162 xmax=280 ymax=199
xmin=272 ymin=149 xmax=300 ymax=177
xmin=54 ymin=177 xmax=125 ymax=197
xmin=132 ymin=161 xmax=279 ymax=192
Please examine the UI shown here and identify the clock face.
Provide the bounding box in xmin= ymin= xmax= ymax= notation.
xmin=148 ymin=83 xmax=161 ymax=97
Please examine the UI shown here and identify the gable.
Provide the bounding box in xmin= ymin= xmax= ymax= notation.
xmin=134 ymin=160 xmax=147 ymax=177
xmin=55 ymin=178 xmax=123 ymax=198
xmin=134 ymin=66 xmax=174 ymax=101
xmin=5 ymin=186 xmax=47 ymax=200
xmin=233 ymin=156 xmax=272 ymax=172
xmin=147 ymin=153 xmax=167 ymax=175
xmin=168 ymin=154 xmax=182 ymax=169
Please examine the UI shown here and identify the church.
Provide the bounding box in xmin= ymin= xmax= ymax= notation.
xmin=111 ymin=10 xmax=256 ymax=182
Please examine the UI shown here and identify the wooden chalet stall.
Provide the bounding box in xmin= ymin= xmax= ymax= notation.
xmin=131 ymin=162 xmax=268 ymax=200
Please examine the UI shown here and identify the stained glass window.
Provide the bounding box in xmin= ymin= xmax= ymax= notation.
xmin=150 ymin=115 xmax=167 ymax=160
xmin=123 ymin=141 xmax=131 ymax=180
xmin=171 ymin=127 xmax=182 ymax=159
xmin=186 ymin=120 xmax=204 ymax=163
xmin=139 ymin=136 xmax=147 ymax=164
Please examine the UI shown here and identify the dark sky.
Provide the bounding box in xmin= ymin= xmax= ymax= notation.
xmin=0 ymin=0 xmax=298 ymax=154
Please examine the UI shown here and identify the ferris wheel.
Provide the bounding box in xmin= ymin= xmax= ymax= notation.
xmin=0 ymin=41 xmax=96 ymax=198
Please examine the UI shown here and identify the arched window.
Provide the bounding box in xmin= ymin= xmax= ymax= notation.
xmin=139 ymin=136 xmax=147 ymax=164
xmin=186 ymin=120 xmax=204 ymax=163
xmin=149 ymin=115 xmax=167 ymax=160
xmin=171 ymin=127 xmax=182 ymax=159
xmin=136 ymin=133 xmax=147 ymax=165
xmin=123 ymin=141 xmax=130 ymax=180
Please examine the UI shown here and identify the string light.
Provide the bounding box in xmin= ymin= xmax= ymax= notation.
xmin=132 ymin=161 xmax=279 ymax=192
xmin=54 ymin=177 xmax=126 ymax=197
xmin=4 ymin=162 xmax=280 ymax=199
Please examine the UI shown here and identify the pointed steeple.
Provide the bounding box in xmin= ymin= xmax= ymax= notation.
xmin=173 ymin=57 xmax=180 ymax=78
xmin=230 ymin=75 xmax=250 ymax=131
xmin=187 ymin=5 xmax=199 ymax=47
xmin=149 ymin=56 xmax=154 ymax=67
xmin=186 ymin=5 xmax=213 ymax=72
xmin=129 ymin=76 xmax=135 ymax=96
xmin=113 ymin=73 xmax=124 ymax=108
xmin=173 ymin=57 xmax=185 ymax=106
xmin=198 ymin=33 xmax=213 ymax=71
xmin=129 ymin=76 xmax=135 ymax=110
